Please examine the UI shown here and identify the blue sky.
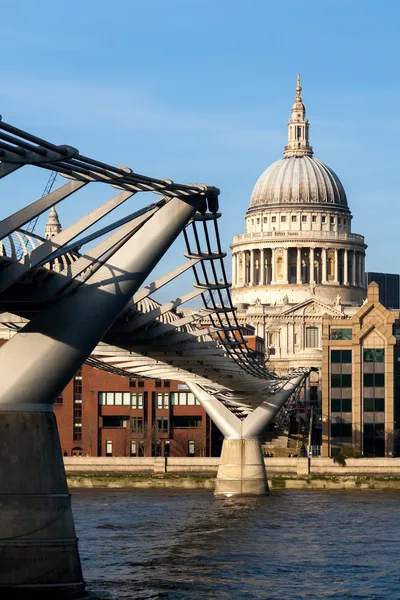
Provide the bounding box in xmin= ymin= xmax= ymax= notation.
xmin=1 ymin=0 xmax=399 ymax=300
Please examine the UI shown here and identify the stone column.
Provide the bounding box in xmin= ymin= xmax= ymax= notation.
xmin=232 ymin=252 xmax=236 ymax=286
xmin=357 ymin=252 xmax=363 ymax=287
xmin=309 ymin=247 xmax=315 ymax=284
xmin=283 ymin=247 xmax=289 ymax=284
xmin=321 ymin=247 xmax=327 ymax=284
xmin=334 ymin=248 xmax=339 ymax=284
xmin=296 ymin=247 xmax=302 ymax=284
xmin=352 ymin=250 xmax=357 ymax=286
xmin=250 ymin=249 xmax=254 ymax=286
xmin=343 ymin=248 xmax=349 ymax=286
xmin=361 ymin=253 xmax=366 ymax=288
xmin=260 ymin=248 xmax=265 ymax=285
xmin=271 ymin=248 xmax=276 ymax=284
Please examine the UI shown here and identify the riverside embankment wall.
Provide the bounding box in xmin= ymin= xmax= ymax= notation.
xmin=64 ymin=456 xmax=400 ymax=477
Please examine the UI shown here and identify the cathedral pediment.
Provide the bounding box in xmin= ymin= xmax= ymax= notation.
xmin=280 ymin=298 xmax=343 ymax=318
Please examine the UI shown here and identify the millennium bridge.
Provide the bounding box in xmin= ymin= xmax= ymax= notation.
xmin=0 ymin=116 xmax=309 ymax=595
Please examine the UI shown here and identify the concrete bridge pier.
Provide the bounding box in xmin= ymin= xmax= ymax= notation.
xmin=0 ymin=409 xmax=84 ymax=597
xmin=187 ymin=373 xmax=307 ymax=497
xmin=215 ymin=437 xmax=268 ymax=496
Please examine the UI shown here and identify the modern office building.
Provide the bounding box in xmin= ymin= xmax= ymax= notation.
xmin=321 ymin=282 xmax=400 ymax=457
xmin=366 ymin=272 xmax=400 ymax=309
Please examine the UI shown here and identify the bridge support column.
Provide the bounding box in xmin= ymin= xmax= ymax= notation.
xmin=215 ymin=437 xmax=268 ymax=496
xmin=187 ymin=372 xmax=308 ymax=497
xmin=0 ymin=409 xmax=84 ymax=597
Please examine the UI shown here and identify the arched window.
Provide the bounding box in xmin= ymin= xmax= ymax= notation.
xmin=305 ymin=326 xmax=319 ymax=348
xmin=297 ymin=126 xmax=302 ymax=139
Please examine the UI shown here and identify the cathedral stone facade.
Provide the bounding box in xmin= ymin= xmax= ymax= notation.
xmin=231 ymin=77 xmax=367 ymax=385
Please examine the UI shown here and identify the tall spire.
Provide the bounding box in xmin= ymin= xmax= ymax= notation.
xmin=44 ymin=206 xmax=62 ymax=240
xmin=295 ymin=73 xmax=302 ymax=102
xmin=284 ymin=74 xmax=313 ymax=158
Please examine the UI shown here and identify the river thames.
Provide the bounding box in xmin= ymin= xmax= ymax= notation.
xmin=73 ymin=489 xmax=400 ymax=599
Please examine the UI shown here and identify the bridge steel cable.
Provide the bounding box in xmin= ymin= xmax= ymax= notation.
xmin=0 ymin=116 xmax=311 ymax=594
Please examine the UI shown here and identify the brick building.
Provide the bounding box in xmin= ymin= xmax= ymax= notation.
xmin=54 ymin=364 xmax=222 ymax=458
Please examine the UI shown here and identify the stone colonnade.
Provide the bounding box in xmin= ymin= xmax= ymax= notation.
xmin=232 ymin=246 xmax=365 ymax=287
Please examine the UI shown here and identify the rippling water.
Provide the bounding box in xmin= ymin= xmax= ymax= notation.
xmin=72 ymin=489 xmax=400 ymax=599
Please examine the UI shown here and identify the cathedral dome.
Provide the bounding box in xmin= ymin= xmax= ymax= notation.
xmin=249 ymin=155 xmax=348 ymax=210
xmin=249 ymin=75 xmax=348 ymax=213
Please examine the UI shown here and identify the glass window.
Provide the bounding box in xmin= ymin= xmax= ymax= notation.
xmin=155 ymin=379 xmax=162 ymax=387
xmin=188 ymin=440 xmax=195 ymax=456
xmin=170 ymin=392 xmax=176 ymax=406
xmin=131 ymin=393 xmax=144 ymax=409
xmin=342 ymin=398 xmax=352 ymax=412
xmin=138 ymin=442 xmax=145 ymax=457
xmin=106 ymin=392 xmax=114 ymax=405
xmin=364 ymin=373 xmax=384 ymax=387
xmin=342 ymin=424 xmax=352 ymax=438
xmin=330 ymin=217 xmax=335 ymax=224
xmin=281 ymin=216 xmax=286 ymax=222
xmin=187 ymin=393 xmax=195 ymax=406
xmin=98 ymin=392 xmax=105 ymax=405
xmin=129 ymin=377 xmax=136 ymax=388
xmin=322 ymin=216 xmax=326 ymax=223
xmin=54 ymin=393 xmax=63 ymax=404
xmin=331 ymin=423 xmax=342 ymax=437
xmin=331 ymin=349 xmax=352 ymax=363
xmin=123 ymin=392 xmax=131 ymax=406
xmin=330 ymin=328 xmax=352 ymax=340
xmin=271 ymin=216 xmax=276 ymax=223
xmin=172 ymin=416 xmax=202 ymax=428
xmin=302 ymin=215 xmax=307 ymax=222
xmin=331 ymin=398 xmax=341 ymax=412
xmin=305 ymin=326 xmax=319 ymax=348
xmin=264 ymin=216 xmax=268 ymax=223
xmin=312 ymin=215 xmax=317 ymax=222
xmin=115 ymin=392 xmax=122 ymax=405
xmin=138 ymin=380 xmax=145 ymax=388
xmin=364 ymin=398 xmax=385 ymax=412
xmin=103 ymin=416 xmax=127 ymax=428
xmin=364 ymin=349 xmax=385 ymax=362
xmin=364 ymin=373 xmax=374 ymax=387
xmin=130 ymin=440 xmax=137 ymax=457
xmin=157 ymin=417 xmax=169 ymax=433
xmin=291 ymin=215 xmax=297 ymax=222
xmin=342 ymin=374 xmax=352 ymax=387
xmin=331 ymin=374 xmax=352 ymax=388
xmin=106 ymin=440 xmax=113 ymax=457
xmin=364 ymin=397 xmax=374 ymax=412
xmin=131 ymin=417 xmax=143 ymax=433
xmin=157 ymin=393 xmax=163 ymax=409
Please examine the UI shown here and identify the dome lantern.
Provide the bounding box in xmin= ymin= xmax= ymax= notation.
xmin=284 ymin=74 xmax=313 ymax=158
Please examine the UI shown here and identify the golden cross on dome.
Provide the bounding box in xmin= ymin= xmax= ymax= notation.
xmin=296 ymin=74 xmax=302 ymax=102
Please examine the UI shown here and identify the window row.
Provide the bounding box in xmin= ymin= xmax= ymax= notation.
xmin=98 ymin=391 xmax=201 ymax=407
xmin=105 ymin=439 xmax=195 ymax=457
xmin=331 ymin=350 xmax=352 ymax=364
xmin=129 ymin=378 xmax=171 ymax=388
xmin=251 ymin=215 xmax=346 ymax=225
xmin=103 ymin=415 xmax=202 ymax=431
xmin=331 ymin=374 xmax=352 ymax=388
xmin=331 ymin=398 xmax=385 ymax=413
